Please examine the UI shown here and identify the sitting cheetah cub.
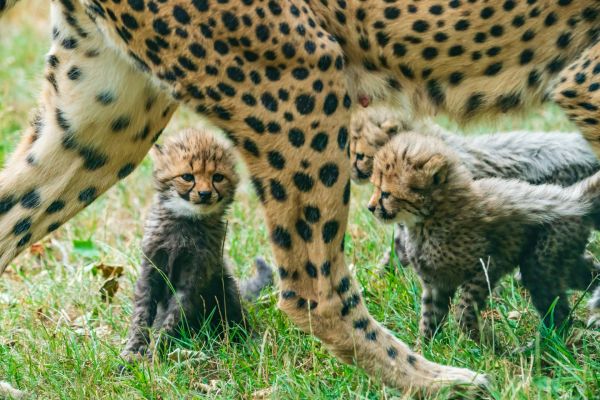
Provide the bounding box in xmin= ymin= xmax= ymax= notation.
xmin=122 ymin=128 xmax=273 ymax=358
xmin=368 ymin=133 xmax=600 ymax=340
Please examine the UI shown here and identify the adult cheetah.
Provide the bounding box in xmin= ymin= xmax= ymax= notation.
xmin=2 ymin=0 xmax=600 ymax=392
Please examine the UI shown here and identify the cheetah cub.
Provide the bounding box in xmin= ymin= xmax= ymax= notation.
xmin=368 ymin=133 xmax=600 ymax=340
xmin=122 ymin=128 xmax=273 ymax=358
xmin=351 ymin=107 xmax=600 ymax=270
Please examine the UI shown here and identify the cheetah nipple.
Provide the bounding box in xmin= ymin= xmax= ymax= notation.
xmin=358 ymin=94 xmax=371 ymax=108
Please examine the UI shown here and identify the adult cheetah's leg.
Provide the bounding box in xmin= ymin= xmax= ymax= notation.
xmin=554 ymin=41 xmax=600 ymax=156
xmin=0 ymin=9 xmax=175 ymax=273
xmin=243 ymin=104 xmax=487 ymax=391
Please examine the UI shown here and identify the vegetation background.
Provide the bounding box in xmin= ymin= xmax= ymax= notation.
xmin=0 ymin=1 xmax=598 ymax=398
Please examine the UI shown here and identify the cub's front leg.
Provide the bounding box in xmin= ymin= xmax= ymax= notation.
xmin=454 ymin=272 xmax=496 ymax=342
xmin=122 ymin=254 xmax=168 ymax=357
xmin=419 ymin=283 xmax=456 ymax=340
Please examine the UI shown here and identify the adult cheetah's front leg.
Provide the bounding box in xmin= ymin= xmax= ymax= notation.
xmin=0 ymin=7 xmax=175 ymax=271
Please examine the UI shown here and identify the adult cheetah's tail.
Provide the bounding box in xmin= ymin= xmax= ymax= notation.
xmin=238 ymin=257 xmax=274 ymax=301
xmin=0 ymin=0 xmax=21 ymax=17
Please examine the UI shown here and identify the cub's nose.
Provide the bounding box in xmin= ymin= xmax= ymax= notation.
xmin=198 ymin=191 xmax=212 ymax=204
xmin=367 ymin=204 xmax=376 ymax=213
xmin=356 ymin=153 xmax=365 ymax=161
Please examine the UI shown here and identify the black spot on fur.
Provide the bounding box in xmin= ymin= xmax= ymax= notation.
xmin=387 ymin=347 xmax=398 ymax=359
xmin=288 ymin=128 xmax=305 ymax=147
xmin=337 ymin=126 xmax=349 ymax=150
xmin=323 ymin=93 xmax=338 ymax=115
xmin=320 ymin=261 xmax=331 ymax=276
xmin=118 ymin=163 xmax=136 ymax=179
xmin=13 ymin=217 xmax=32 ymax=235
xmin=243 ymin=138 xmax=260 ymax=157
xmin=270 ymin=179 xmax=287 ymax=201
xmin=272 ymin=226 xmax=292 ymax=249
xmin=343 ymin=180 xmax=351 ymax=205
xmin=293 ymin=172 xmax=314 ymax=192
xmin=78 ymin=187 xmax=97 ymax=204
xmin=21 ymin=190 xmax=41 ymax=209
xmin=0 ymin=196 xmax=16 ymax=215
xmin=111 ymin=116 xmax=130 ymax=132
xmin=305 ymin=261 xmax=318 ymax=278
xmin=304 ymin=205 xmax=320 ymax=223
xmin=17 ymin=233 xmax=32 ymax=247
xmin=295 ymin=94 xmax=316 ymax=114
xmin=322 ymin=220 xmax=340 ymax=243
xmin=46 ymin=200 xmax=65 ymax=214
xmin=251 ymin=177 xmax=266 ymax=203
xmin=319 ymin=163 xmax=339 ymax=187
xmin=296 ymin=220 xmax=313 ymax=242
xmin=310 ymin=133 xmax=328 ymax=152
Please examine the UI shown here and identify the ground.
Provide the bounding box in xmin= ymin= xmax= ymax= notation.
xmin=0 ymin=2 xmax=598 ymax=399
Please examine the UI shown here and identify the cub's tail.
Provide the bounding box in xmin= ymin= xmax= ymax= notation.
xmin=238 ymin=257 xmax=274 ymax=301
xmin=478 ymin=170 xmax=600 ymax=225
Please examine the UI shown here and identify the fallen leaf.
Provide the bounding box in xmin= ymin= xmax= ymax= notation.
xmin=93 ymin=263 xmax=125 ymax=280
xmin=28 ymin=242 xmax=44 ymax=257
xmin=91 ymin=263 xmax=125 ymax=302
xmin=73 ymin=239 xmax=100 ymax=258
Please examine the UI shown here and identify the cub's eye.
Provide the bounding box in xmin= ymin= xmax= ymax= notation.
xmin=212 ymin=173 xmax=225 ymax=183
xmin=381 ymin=191 xmax=391 ymax=199
xmin=181 ymin=173 xmax=194 ymax=182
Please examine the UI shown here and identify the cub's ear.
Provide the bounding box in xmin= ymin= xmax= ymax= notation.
xmin=149 ymin=144 xmax=163 ymax=162
xmin=423 ymin=154 xmax=448 ymax=186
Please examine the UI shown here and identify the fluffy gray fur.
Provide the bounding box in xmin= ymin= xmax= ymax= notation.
xmin=381 ymin=129 xmax=600 ymax=269
xmin=371 ymin=134 xmax=600 ymax=339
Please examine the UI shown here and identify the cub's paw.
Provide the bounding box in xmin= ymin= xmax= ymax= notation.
xmin=117 ymin=348 xmax=151 ymax=374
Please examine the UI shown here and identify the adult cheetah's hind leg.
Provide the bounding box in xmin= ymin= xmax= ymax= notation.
xmin=554 ymin=41 xmax=600 ymax=156
xmin=0 ymin=8 xmax=175 ymax=273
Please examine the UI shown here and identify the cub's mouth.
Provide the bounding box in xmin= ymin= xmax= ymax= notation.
xmin=378 ymin=206 xmax=397 ymax=222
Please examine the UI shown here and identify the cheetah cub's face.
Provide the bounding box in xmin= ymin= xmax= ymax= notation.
xmin=349 ymin=106 xmax=404 ymax=184
xmin=367 ymin=133 xmax=453 ymax=226
xmin=151 ymin=128 xmax=239 ymax=218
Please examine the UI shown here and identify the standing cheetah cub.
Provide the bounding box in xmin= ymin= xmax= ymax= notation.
xmin=368 ymin=133 xmax=600 ymax=340
xmin=351 ymin=107 xmax=600 ymax=269
xmin=122 ymin=128 xmax=273 ymax=357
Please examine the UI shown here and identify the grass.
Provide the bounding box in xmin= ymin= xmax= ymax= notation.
xmin=0 ymin=2 xmax=599 ymax=399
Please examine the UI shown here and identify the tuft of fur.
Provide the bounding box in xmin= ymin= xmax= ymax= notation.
xmin=122 ymin=128 xmax=266 ymax=358
xmin=369 ymin=133 xmax=600 ymax=339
